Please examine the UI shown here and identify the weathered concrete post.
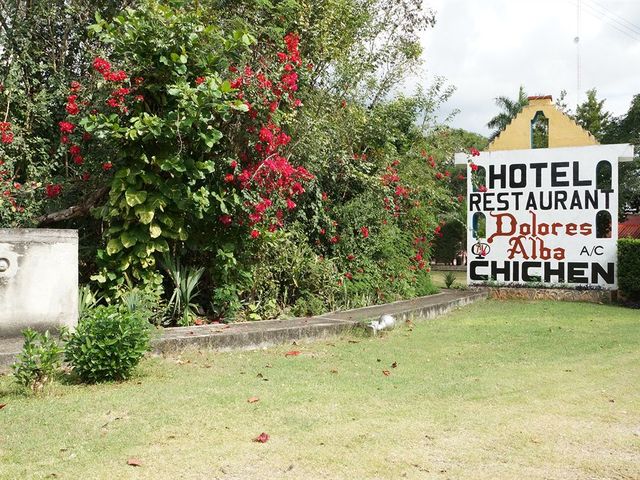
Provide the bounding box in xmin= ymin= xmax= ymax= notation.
xmin=0 ymin=229 xmax=78 ymax=337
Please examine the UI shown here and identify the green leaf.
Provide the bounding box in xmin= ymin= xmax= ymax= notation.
xmin=120 ymin=231 xmax=138 ymax=248
xmin=106 ymin=238 xmax=123 ymax=255
xmin=135 ymin=206 xmax=154 ymax=224
xmin=125 ymin=189 xmax=147 ymax=207
xmin=149 ymin=224 xmax=162 ymax=239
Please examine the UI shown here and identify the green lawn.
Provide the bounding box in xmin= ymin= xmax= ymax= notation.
xmin=1 ymin=300 xmax=639 ymax=479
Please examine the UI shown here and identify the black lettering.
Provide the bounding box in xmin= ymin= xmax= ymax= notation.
xmin=491 ymin=261 xmax=511 ymax=281
xmin=544 ymin=263 xmax=565 ymax=283
xmin=555 ymin=191 xmax=567 ymax=209
xmin=509 ymin=164 xmax=527 ymax=188
xmin=573 ymin=161 xmax=591 ymax=186
xmin=470 ymin=261 xmax=488 ymax=281
xmin=591 ymin=262 xmax=614 ymax=284
xmin=469 ymin=193 xmax=481 ymax=212
xmin=522 ymin=261 xmax=541 ymax=281
xmin=551 ymin=162 xmax=570 ymax=187
xmin=497 ymin=193 xmax=509 ymax=211
xmin=530 ymin=163 xmax=548 ymax=188
xmin=489 ymin=164 xmax=507 ymax=189
xmin=568 ymin=262 xmax=588 ymax=283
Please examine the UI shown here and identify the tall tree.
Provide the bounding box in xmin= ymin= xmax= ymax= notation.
xmin=576 ymin=88 xmax=611 ymax=142
xmin=486 ymin=86 xmax=528 ymax=140
xmin=602 ymin=94 xmax=640 ymax=216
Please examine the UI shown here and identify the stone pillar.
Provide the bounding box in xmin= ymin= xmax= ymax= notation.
xmin=0 ymin=229 xmax=78 ymax=337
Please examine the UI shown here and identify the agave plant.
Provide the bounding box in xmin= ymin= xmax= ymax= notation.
xmin=161 ymin=254 xmax=205 ymax=326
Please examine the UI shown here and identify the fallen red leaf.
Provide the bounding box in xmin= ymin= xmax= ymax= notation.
xmin=253 ymin=432 xmax=270 ymax=443
xmin=0 ymin=404 xmax=6 ymax=410
xmin=285 ymin=350 xmax=301 ymax=357
xmin=391 ymin=362 xmax=398 ymax=368
xmin=382 ymin=370 xmax=391 ymax=376
xmin=126 ymin=458 xmax=142 ymax=467
xmin=247 ymin=396 xmax=260 ymax=403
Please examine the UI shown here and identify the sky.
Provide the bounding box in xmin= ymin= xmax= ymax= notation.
xmin=412 ymin=0 xmax=640 ymax=137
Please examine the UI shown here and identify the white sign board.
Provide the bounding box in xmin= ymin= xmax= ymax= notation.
xmin=454 ymin=144 xmax=634 ymax=290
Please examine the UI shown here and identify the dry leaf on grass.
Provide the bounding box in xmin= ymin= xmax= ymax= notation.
xmin=0 ymin=404 xmax=6 ymax=410
xmin=285 ymin=350 xmax=301 ymax=357
xmin=382 ymin=370 xmax=391 ymax=376
xmin=126 ymin=458 xmax=142 ymax=467
xmin=247 ymin=396 xmax=260 ymax=403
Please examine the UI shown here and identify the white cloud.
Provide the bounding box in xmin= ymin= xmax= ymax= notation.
xmin=408 ymin=0 xmax=640 ymax=137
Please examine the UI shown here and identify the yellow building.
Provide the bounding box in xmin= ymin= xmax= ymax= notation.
xmin=487 ymin=95 xmax=599 ymax=151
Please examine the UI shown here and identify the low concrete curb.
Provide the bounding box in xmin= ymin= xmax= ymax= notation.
xmin=152 ymin=289 xmax=487 ymax=355
xmin=0 ymin=289 xmax=487 ymax=370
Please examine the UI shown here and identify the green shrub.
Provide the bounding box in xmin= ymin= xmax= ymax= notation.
xmin=65 ymin=306 xmax=151 ymax=383
xmin=444 ymin=271 xmax=456 ymax=289
xmin=12 ymin=329 xmax=63 ymax=394
xmin=618 ymin=239 xmax=640 ymax=299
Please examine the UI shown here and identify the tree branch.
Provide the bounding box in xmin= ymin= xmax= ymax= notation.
xmin=36 ymin=186 xmax=109 ymax=225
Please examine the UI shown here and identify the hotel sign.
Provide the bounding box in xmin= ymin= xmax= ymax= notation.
xmin=455 ymin=144 xmax=634 ymax=289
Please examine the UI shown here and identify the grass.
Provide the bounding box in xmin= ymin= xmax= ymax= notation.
xmin=1 ymin=299 xmax=639 ymax=479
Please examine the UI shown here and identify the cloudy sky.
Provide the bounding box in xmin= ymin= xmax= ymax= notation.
xmin=412 ymin=0 xmax=640 ymax=137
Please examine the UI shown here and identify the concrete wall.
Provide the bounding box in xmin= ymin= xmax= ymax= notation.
xmin=0 ymin=229 xmax=78 ymax=337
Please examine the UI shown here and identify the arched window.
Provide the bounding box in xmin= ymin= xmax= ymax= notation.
xmin=472 ymin=212 xmax=486 ymax=239
xmin=531 ymin=111 xmax=549 ymax=149
xmin=474 ymin=166 xmax=486 ymax=191
xmin=596 ymin=160 xmax=612 ymax=191
xmin=596 ymin=210 xmax=612 ymax=239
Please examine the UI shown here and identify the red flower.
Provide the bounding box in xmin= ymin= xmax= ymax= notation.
xmin=224 ymin=173 xmax=234 ymax=183
xmin=277 ymin=52 xmax=287 ymax=63
xmin=1 ymin=132 xmax=14 ymax=144
xmin=478 ymin=185 xmax=487 ymax=192
xmin=253 ymin=432 xmax=270 ymax=443
xmin=330 ymin=235 xmax=339 ymax=244
xmin=360 ymin=226 xmax=369 ymax=238
xmin=458 ymin=195 xmax=464 ymax=202
xmin=102 ymin=162 xmax=113 ymax=171
xmin=69 ymin=145 xmax=81 ymax=156
xmin=321 ymin=192 xmax=328 ymax=201
xmin=105 ymin=70 xmax=127 ymax=82
xmin=73 ymin=155 xmax=84 ymax=165
xmin=228 ymin=66 xmax=238 ymax=73
xmin=66 ymin=102 xmax=79 ymax=115
xmin=0 ymin=121 xmax=10 ymax=132
xmin=230 ymin=160 xmax=238 ymax=169
xmin=470 ymin=147 xmax=480 ymax=157
xmin=347 ymin=254 xmax=355 ymax=261
xmin=250 ymin=229 xmax=260 ymax=239
xmin=195 ymin=76 xmax=206 ymax=85
xmin=92 ymin=57 xmax=111 ymax=75
xmin=344 ymin=272 xmax=353 ymax=280
xmin=45 ymin=184 xmax=62 ymax=198
xmin=470 ymin=162 xmax=478 ymax=172
xmin=70 ymin=81 xmax=81 ymax=92
xmin=259 ymin=127 xmax=273 ymax=143
xmin=58 ymin=121 xmax=75 ymax=134
xmin=219 ymin=215 xmax=233 ymax=226
xmin=81 ymin=172 xmax=91 ymax=181
xmin=293 ymin=99 xmax=302 ymax=108
xmin=286 ymin=198 xmax=296 ymax=210
xmin=82 ymin=132 xmax=92 ymax=141
xmin=435 ymin=172 xmax=443 ymax=180
xmin=319 ymin=228 xmax=326 ymax=235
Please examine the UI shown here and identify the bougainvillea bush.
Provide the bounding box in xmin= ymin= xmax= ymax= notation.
xmin=0 ymin=0 xmax=482 ymax=322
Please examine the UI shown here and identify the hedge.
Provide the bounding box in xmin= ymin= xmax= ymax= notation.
xmin=618 ymin=238 xmax=640 ymax=299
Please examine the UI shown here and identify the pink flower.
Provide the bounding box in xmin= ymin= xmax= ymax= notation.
xmin=360 ymin=226 xmax=369 ymax=238
xmin=250 ymin=229 xmax=260 ymax=239
xmin=286 ymin=198 xmax=296 ymax=210
xmin=470 ymin=147 xmax=480 ymax=157
xmin=102 ymin=162 xmax=113 ymax=171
